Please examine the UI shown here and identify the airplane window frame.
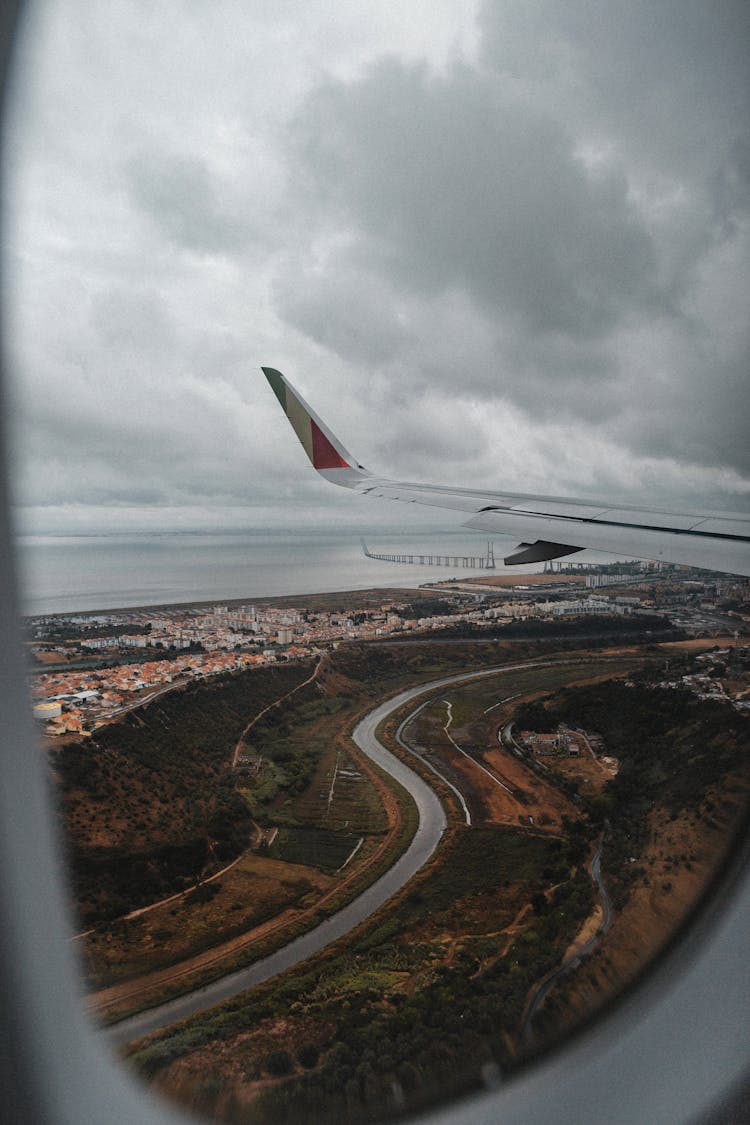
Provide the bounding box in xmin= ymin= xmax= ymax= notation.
xmin=1 ymin=5 xmax=748 ymax=1123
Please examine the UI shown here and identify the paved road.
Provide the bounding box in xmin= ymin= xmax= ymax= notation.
xmin=108 ymin=678 xmax=186 ymax=717
xmin=107 ymin=659 xmax=570 ymax=1046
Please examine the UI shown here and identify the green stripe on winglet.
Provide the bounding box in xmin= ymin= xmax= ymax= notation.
xmin=263 ymin=366 xmax=315 ymax=464
xmin=262 ymin=367 xmax=287 ymax=413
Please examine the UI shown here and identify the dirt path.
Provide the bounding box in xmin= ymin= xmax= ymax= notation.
xmin=396 ymin=700 xmax=472 ymax=826
xmin=89 ymin=684 xmax=404 ymax=1022
xmin=91 ymin=799 xmax=398 ymax=1021
xmin=231 ymin=657 xmax=323 ymax=767
xmin=76 ymin=662 xmax=323 ymax=940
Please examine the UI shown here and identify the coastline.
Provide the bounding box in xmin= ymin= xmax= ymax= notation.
xmin=16 ymin=527 xmax=535 ymax=619
xmin=21 ymin=585 xmax=438 ymax=623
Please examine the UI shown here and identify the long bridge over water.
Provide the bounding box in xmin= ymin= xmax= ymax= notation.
xmin=361 ymin=539 xmax=496 ymax=569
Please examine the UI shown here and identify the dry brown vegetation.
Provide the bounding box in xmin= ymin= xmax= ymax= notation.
xmin=534 ymin=769 xmax=749 ymax=1042
xmin=82 ymin=852 xmax=335 ymax=990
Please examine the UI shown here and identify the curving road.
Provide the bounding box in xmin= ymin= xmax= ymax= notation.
xmin=107 ymin=660 xmax=565 ymax=1046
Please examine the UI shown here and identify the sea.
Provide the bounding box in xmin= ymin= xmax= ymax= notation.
xmin=15 ymin=526 xmax=541 ymax=618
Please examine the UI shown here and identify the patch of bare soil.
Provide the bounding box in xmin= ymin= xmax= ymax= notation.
xmin=550 ymin=752 xmax=614 ymax=794
xmin=479 ymin=745 xmax=579 ymax=830
xmin=32 ymin=648 xmax=68 ymax=664
xmin=659 ymin=635 xmax=745 ymax=653
xmin=410 ymin=886 xmax=530 ymax=944
xmin=562 ymin=903 xmax=603 ymax=961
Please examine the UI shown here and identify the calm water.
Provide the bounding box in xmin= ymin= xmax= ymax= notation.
xmin=15 ymin=527 xmax=531 ymax=616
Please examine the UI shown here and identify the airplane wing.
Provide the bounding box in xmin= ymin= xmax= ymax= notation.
xmin=262 ymin=367 xmax=750 ymax=577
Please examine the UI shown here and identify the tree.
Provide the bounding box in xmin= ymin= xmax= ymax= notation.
xmin=266 ymin=1049 xmax=293 ymax=1077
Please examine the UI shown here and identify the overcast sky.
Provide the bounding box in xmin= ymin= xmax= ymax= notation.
xmin=4 ymin=0 xmax=749 ymax=535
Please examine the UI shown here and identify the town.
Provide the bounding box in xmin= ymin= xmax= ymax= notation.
xmin=27 ymin=561 xmax=748 ymax=738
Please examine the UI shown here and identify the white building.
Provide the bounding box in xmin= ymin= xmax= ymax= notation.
xmin=33 ymin=700 xmax=62 ymax=721
xmin=550 ymin=598 xmax=626 ymax=617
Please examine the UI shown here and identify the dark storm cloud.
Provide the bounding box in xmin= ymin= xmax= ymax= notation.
xmin=275 ymin=3 xmax=749 ymax=480
xmin=8 ymin=2 xmax=749 ymax=533
xmin=290 ymin=59 xmax=659 ymax=338
xmin=478 ymin=1 xmax=750 ymax=180
xmin=502 ymin=333 xmax=620 ymax=422
xmin=712 ymin=137 xmax=750 ymax=235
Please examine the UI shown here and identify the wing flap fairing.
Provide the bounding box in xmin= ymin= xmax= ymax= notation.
xmin=503 ymin=541 xmax=585 ymax=565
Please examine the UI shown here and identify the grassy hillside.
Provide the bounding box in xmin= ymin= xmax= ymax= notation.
xmin=53 ymin=662 xmax=314 ymax=924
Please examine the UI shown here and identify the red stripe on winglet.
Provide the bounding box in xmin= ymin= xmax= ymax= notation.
xmin=311 ymin=420 xmax=349 ymax=469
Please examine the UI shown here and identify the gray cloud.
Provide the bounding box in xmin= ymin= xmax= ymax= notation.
xmin=273 ymin=257 xmax=410 ymax=365
xmin=274 ymin=4 xmax=749 ymax=480
xmin=290 ymin=59 xmax=660 ymax=338
xmin=125 ymin=150 xmax=256 ymax=255
xmin=479 ymin=1 xmax=750 ymax=180
xmin=6 ymin=1 xmax=750 ymax=535
xmin=90 ymin=285 xmax=177 ymax=353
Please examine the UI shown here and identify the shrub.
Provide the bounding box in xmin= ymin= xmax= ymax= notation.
xmin=184 ymin=882 xmax=221 ymax=906
xmin=266 ymin=1049 xmax=294 ymax=1077
xmin=297 ymin=1042 xmax=320 ymax=1069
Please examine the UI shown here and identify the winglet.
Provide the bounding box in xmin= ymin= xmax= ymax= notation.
xmin=262 ymin=367 xmax=368 ymax=483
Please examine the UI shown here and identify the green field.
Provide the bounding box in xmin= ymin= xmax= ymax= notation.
xmin=269 ymin=826 xmax=363 ymax=873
